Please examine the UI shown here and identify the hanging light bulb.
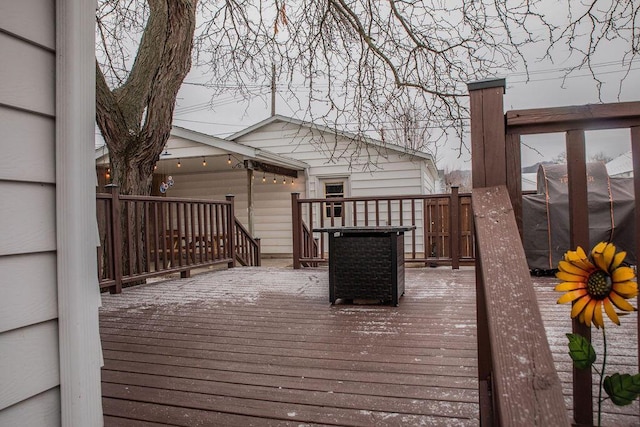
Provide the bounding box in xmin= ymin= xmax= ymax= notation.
xmin=283 ymin=177 xmax=286 ymax=184
xmin=177 ymin=159 xmax=181 ymax=168
xmin=227 ymin=154 xmax=232 ymax=165
xmin=154 ymin=164 xmax=157 ymax=171
xmin=262 ymin=174 xmax=266 ymax=183
xmin=291 ymin=179 xmax=295 ymax=185
xmin=202 ymin=157 xmax=207 ymax=166
xmin=273 ymin=175 xmax=277 ymax=184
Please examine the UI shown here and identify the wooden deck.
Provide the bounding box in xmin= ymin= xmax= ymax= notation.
xmin=100 ymin=266 xmax=639 ymax=426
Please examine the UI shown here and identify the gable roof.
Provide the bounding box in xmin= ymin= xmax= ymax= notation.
xmin=95 ymin=125 xmax=309 ymax=171
xmin=228 ymin=114 xmax=437 ymax=165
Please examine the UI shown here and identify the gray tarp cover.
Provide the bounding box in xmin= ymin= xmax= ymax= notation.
xmin=522 ymin=162 xmax=636 ymax=270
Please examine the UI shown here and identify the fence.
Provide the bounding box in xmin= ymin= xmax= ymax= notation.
xmin=291 ymin=187 xmax=474 ymax=269
xmin=469 ymin=78 xmax=640 ymax=425
xmin=97 ymin=186 xmax=260 ymax=293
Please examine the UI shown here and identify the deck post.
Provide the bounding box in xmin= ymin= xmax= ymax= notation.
xmin=450 ymin=186 xmax=460 ymax=269
xmin=632 ymin=126 xmax=640 ymax=380
xmin=566 ymin=130 xmax=593 ymax=426
xmin=106 ymin=184 xmax=123 ymax=294
xmin=226 ymin=194 xmax=236 ymax=268
xmin=291 ymin=193 xmax=302 ymax=269
xmin=468 ymin=78 xmax=506 ymax=426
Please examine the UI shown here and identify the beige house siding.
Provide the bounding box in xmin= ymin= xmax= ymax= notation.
xmin=1 ymin=0 xmax=102 ymax=425
xmin=0 ymin=1 xmax=61 ymax=422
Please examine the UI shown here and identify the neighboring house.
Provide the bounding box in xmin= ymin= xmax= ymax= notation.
xmin=1 ymin=1 xmax=103 ymax=426
xmin=97 ymin=115 xmax=439 ymax=256
xmin=606 ymin=150 xmax=633 ymax=178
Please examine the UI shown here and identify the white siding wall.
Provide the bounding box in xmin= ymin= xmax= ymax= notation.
xmin=235 ymin=121 xmax=434 ymax=254
xmin=169 ymin=169 xmax=306 ymax=254
xmin=0 ymin=0 xmax=60 ymax=422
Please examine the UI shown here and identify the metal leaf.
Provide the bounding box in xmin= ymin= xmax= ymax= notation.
xmin=566 ymin=333 xmax=596 ymax=370
xmin=604 ymin=373 xmax=640 ymax=406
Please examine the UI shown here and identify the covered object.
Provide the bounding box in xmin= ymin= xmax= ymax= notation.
xmin=522 ymin=162 xmax=636 ymax=271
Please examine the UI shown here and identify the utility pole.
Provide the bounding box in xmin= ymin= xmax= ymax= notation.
xmin=271 ymin=63 xmax=276 ymax=116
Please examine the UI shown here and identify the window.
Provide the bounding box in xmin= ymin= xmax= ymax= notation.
xmin=325 ymin=182 xmax=344 ymax=218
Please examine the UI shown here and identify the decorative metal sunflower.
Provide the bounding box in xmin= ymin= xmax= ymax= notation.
xmin=555 ymin=242 xmax=637 ymax=328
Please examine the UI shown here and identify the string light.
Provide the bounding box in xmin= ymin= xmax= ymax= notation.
xmin=202 ymin=157 xmax=207 ymax=166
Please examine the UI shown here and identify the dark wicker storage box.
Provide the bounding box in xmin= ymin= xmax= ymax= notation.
xmin=317 ymin=227 xmax=413 ymax=306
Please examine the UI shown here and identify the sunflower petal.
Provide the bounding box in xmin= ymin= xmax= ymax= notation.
xmin=558 ymin=260 xmax=591 ymax=276
xmin=604 ymin=243 xmax=617 ymax=269
xmin=609 ymin=291 xmax=636 ymax=312
xmin=556 ymin=271 xmax=589 ymax=283
xmin=583 ymin=299 xmax=598 ymax=327
xmin=612 ymin=266 xmax=636 ymax=283
xmin=557 ymin=289 xmax=588 ymax=304
xmin=593 ymin=300 xmax=604 ymax=329
xmin=592 ymin=242 xmax=610 ymax=271
xmin=555 ymin=282 xmax=587 ymax=292
xmin=603 ymin=297 xmax=620 ymax=325
xmin=571 ymin=294 xmax=592 ymax=318
xmin=611 ymin=251 xmax=627 ymax=270
xmin=565 ymin=250 xmax=595 ymax=271
xmin=612 ymin=281 xmax=639 ymax=298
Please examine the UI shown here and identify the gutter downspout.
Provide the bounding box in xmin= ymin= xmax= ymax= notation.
xmin=56 ymin=0 xmax=103 ymax=424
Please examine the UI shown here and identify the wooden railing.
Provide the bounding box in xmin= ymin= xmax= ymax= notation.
xmin=234 ymin=218 xmax=261 ymax=266
xmin=291 ymin=187 xmax=474 ymax=269
xmin=97 ymin=187 xmax=260 ymax=293
xmin=469 ymin=78 xmax=640 ymax=425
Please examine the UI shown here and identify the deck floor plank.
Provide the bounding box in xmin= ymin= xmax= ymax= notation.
xmin=100 ymin=266 xmax=639 ymax=426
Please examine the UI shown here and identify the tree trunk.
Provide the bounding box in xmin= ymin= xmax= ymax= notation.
xmin=96 ymin=0 xmax=197 ymax=196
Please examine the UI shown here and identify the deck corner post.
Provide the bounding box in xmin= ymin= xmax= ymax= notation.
xmin=467 ymin=78 xmax=507 ymax=188
xmin=255 ymin=237 xmax=262 ymax=266
xmin=450 ymin=186 xmax=460 ymax=269
xmin=291 ymin=192 xmax=302 ymax=269
xmin=226 ymin=194 xmax=236 ymax=268
xmin=106 ymin=184 xmax=123 ymax=293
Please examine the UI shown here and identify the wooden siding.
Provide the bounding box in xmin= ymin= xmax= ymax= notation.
xmin=0 ymin=1 xmax=60 ymax=420
xmin=0 ymin=0 xmax=56 ymax=50
xmin=0 ymin=322 xmax=60 ymax=410
xmin=0 ymin=32 xmax=55 ymax=115
xmin=0 ymin=388 xmax=60 ymax=427
xmin=0 ymin=253 xmax=57 ymax=333
xmin=0 ymin=182 xmax=56 ymax=256
xmin=0 ymin=107 xmax=55 ymax=183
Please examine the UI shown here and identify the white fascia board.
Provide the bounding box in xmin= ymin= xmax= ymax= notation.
xmin=171 ymin=126 xmax=256 ymax=157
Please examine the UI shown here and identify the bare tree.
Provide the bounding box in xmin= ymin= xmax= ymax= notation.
xmin=96 ymin=0 xmax=639 ymax=194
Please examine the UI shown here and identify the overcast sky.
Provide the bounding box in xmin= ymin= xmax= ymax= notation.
xmin=169 ymin=8 xmax=640 ymax=171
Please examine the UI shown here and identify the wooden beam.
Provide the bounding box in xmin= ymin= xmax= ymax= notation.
xmin=506 ymin=101 xmax=640 ymax=135
xmin=472 ymin=185 xmax=570 ymax=426
xmin=246 ymin=160 xmax=298 ymax=178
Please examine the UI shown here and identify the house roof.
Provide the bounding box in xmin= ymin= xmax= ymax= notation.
xmin=228 ymin=114 xmax=437 ymax=165
xmin=95 ymin=125 xmax=309 ymax=171
xmin=606 ymin=150 xmax=632 ymax=177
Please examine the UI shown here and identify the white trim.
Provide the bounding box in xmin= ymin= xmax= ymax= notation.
xmin=56 ymin=0 xmax=103 ymax=424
